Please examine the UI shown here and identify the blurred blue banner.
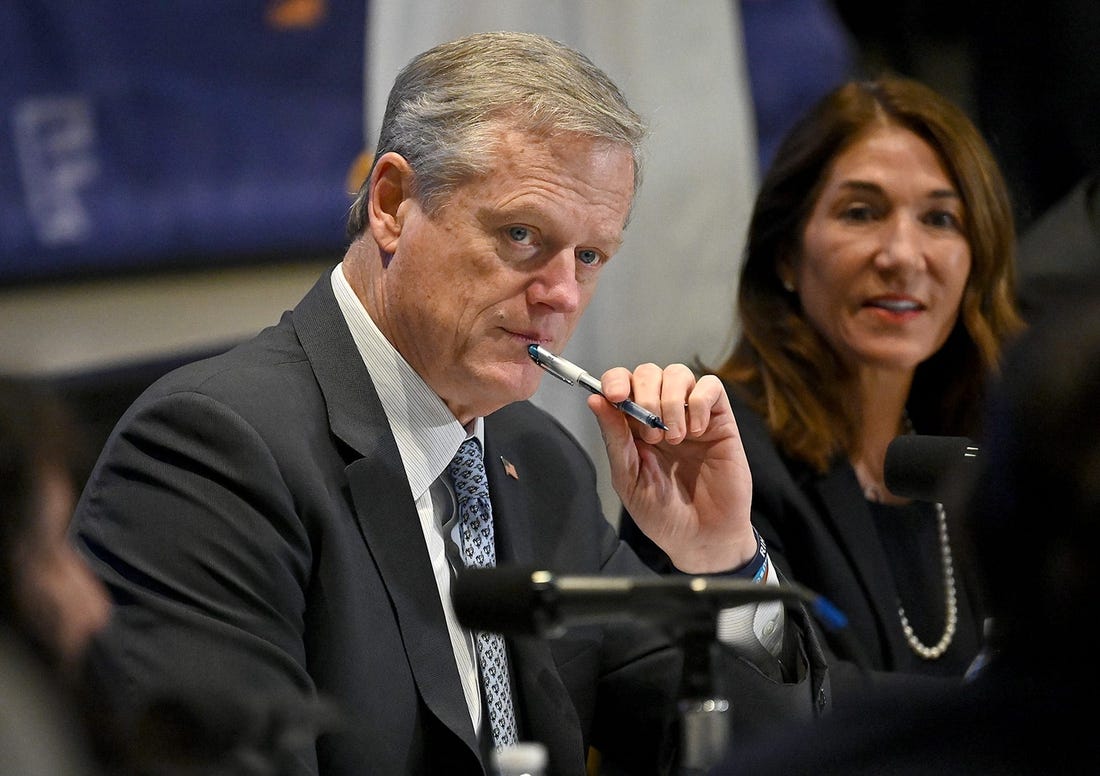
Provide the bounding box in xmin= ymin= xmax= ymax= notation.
xmin=0 ymin=1 xmax=365 ymax=284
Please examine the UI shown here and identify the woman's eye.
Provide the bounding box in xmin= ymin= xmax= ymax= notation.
xmin=926 ymin=210 xmax=963 ymax=230
xmin=840 ymin=204 xmax=875 ymax=222
xmin=507 ymin=225 xmax=534 ymax=244
xmin=577 ymin=248 xmax=603 ymax=267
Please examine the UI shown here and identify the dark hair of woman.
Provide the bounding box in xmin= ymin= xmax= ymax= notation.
xmin=712 ymin=75 xmax=1025 ymax=472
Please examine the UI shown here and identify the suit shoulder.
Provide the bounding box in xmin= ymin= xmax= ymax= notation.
xmin=487 ymin=401 xmax=580 ymax=444
xmin=120 ymin=319 xmax=323 ymax=437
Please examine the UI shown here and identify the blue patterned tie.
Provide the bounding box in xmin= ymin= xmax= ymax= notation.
xmin=448 ymin=438 xmax=519 ymax=749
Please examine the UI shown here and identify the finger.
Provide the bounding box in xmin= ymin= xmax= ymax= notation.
xmin=599 ymin=364 xmax=666 ymax=441
xmin=684 ymin=373 xmax=725 ymax=435
xmin=596 ymin=366 xmax=637 ymax=404
xmin=655 ymin=364 xmax=696 ymax=440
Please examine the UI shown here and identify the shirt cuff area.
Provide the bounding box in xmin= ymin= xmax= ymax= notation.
xmin=715 ymin=559 xmax=786 ymax=659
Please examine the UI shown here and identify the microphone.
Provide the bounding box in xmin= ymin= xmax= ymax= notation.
xmin=452 ymin=566 xmax=847 ymax=638
xmin=885 ymin=434 xmax=980 ymax=502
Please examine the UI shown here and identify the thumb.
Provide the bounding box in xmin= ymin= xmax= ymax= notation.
xmin=587 ymin=394 xmax=642 ymax=493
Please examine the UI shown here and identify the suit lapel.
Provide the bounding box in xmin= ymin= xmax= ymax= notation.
xmin=346 ymin=454 xmax=479 ymax=753
xmin=293 ymin=272 xmax=480 ymax=756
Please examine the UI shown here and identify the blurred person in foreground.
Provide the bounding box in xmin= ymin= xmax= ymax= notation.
xmin=708 ymin=276 xmax=1100 ymax=775
xmin=0 ymin=377 xmax=111 ymax=775
xmin=623 ymin=74 xmax=1025 ymax=701
xmin=72 ymin=31 xmax=828 ymax=776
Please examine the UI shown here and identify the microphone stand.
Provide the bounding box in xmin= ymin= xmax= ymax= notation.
xmin=674 ymin=617 xmax=730 ymax=776
xmin=451 ymin=566 xmax=853 ymax=773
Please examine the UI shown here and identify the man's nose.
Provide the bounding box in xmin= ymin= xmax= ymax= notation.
xmin=528 ymin=250 xmax=581 ymax=312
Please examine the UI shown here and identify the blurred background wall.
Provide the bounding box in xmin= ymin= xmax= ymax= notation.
xmin=3 ymin=0 xmax=1094 ymax=523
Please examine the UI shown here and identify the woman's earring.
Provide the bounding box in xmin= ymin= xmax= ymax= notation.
xmin=782 ymin=278 xmax=796 ymax=293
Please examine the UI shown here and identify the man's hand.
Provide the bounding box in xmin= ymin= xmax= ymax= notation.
xmin=589 ymin=364 xmax=755 ymax=573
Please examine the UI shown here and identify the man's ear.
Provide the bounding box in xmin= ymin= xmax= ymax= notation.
xmin=367 ymin=152 xmax=414 ymax=255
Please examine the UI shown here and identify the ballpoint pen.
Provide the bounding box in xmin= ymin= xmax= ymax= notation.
xmin=527 ymin=344 xmax=669 ymax=431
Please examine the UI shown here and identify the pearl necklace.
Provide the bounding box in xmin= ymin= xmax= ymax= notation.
xmin=897 ymin=499 xmax=958 ymax=659
xmin=895 ymin=412 xmax=958 ymax=660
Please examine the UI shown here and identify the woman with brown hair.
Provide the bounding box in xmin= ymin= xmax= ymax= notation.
xmin=623 ymin=74 xmax=1024 ymax=695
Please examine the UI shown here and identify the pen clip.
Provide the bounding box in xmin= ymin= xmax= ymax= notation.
xmin=528 ymin=344 xmax=577 ymax=386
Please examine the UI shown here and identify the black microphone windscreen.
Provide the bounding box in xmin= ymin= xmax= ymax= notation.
xmin=453 ymin=566 xmax=544 ymax=635
xmin=453 ymin=566 xmax=820 ymax=637
xmin=884 ymin=434 xmax=979 ymax=502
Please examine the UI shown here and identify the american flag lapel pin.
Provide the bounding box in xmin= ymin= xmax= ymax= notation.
xmin=500 ymin=456 xmax=519 ymax=480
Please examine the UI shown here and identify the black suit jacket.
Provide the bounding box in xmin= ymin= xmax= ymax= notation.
xmin=622 ymin=387 xmax=983 ymax=704
xmin=73 ymin=271 xmax=828 ymax=776
xmin=708 ymin=654 xmax=1097 ymax=776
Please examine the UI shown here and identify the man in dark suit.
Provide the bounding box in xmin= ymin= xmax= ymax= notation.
xmin=72 ymin=32 xmax=827 ymax=776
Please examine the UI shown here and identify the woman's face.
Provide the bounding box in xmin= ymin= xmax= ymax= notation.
xmin=787 ymin=125 xmax=971 ymax=375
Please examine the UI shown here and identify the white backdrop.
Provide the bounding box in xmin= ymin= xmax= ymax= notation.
xmin=366 ymin=1 xmax=759 ymax=525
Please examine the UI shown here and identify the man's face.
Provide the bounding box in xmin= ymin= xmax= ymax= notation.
xmin=373 ymin=129 xmax=635 ymax=423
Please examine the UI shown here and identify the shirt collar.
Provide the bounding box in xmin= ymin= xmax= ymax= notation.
xmin=330 ymin=263 xmax=484 ymax=498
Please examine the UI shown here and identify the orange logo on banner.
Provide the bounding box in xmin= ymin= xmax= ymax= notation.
xmin=346 ymin=149 xmax=374 ymax=196
xmin=265 ymin=0 xmax=326 ymax=28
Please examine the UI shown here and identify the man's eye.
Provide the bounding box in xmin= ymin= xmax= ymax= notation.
xmin=507 ymin=225 xmax=534 ymax=244
xmin=577 ymin=249 xmax=603 ymax=267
